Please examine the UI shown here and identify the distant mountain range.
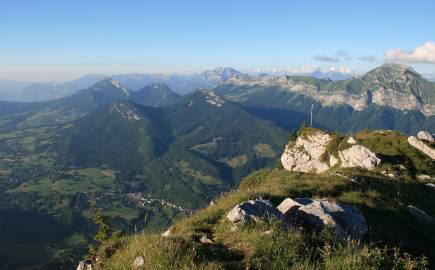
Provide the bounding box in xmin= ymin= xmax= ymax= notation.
xmin=213 ymin=64 xmax=435 ymax=134
xmin=0 ymin=67 xmax=245 ymax=102
xmin=4 ymin=65 xmax=425 ymax=102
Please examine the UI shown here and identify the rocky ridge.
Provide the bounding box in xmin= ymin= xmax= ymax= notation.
xmin=281 ymin=128 xmax=381 ymax=174
xmin=218 ymin=63 xmax=435 ymax=115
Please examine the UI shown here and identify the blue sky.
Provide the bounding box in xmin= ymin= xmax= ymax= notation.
xmin=1 ymin=0 xmax=434 ymax=81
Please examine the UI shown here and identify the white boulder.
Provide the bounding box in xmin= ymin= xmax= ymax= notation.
xmin=227 ymin=199 xmax=281 ymax=223
xmin=408 ymin=136 xmax=435 ymax=159
xmin=426 ymin=183 xmax=435 ymax=189
xmin=417 ymin=131 xmax=434 ymax=142
xmin=200 ymin=235 xmax=214 ymax=244
xmin=132 ymin=256 xmax=145 ymax=269
xmin=281 ymin=132 xmax=331 ymax=174
xmin=77 ymin=261 xmax=92 ymax=270
xmin=162 ymin=227 xmax=173 ymax=237
xmin=347 ymin=137 xmax=357 ymax=144
xmin=417 ymin=174 xmax=432 ymax=180
xmin=339 ymin=145 xmax=381 ymax=170
xmin=296 ymin=199 xmax=368 ymax=240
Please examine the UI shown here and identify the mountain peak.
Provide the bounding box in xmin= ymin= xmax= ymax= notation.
xmin=90 ymin=78 xmax=131 ymax=97
xmin=200 ymin=67 xmax=243 ymax=81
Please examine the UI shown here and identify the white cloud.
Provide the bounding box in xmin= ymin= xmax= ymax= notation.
xmin=286 ymin=66 xmax=320 ymax=74
xmin=385 ymin=41 xmax=435 ymax=64
xmin=323 ymin=66 xmax=353 ymax=74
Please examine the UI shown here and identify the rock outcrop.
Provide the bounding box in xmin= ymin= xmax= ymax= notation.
xmin=227 ymin=197 xmax=368 ymax=240
xmin=408 ymin=136 xmax=435 ymax=159
xmin=417 ymin=131 xmax=434 ymax=142
xmin=338 ymin=145 xmax=381 ymax=170
xmin=294 ymin=198 xmax=368 ymax=240
xmin=227 ymin=199 xmax=281 ymax=223
xmin=281 ymin=129 xmax=381 ymax=174
xmin=280 ymin=131 xmax=331 ymax=174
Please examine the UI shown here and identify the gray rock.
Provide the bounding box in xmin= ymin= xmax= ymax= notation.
xmin=295 ymin=199 xmax=368 ymax=240
xmin=417 ymin=174 xmax=433 ymax=180
xmin=339 ymin=145 xmax=381 ymax=170
xmin=132 ymin=256 xmax=144 ymax=269
xmin=277 ymin=198 xmax=302 ymax=222
xmin=408 ymin=136 xmax=435 ymax=159
xmin=280 ymin=132 xmax=331 ymax=174
xmin=162 ymin=227 xmax=173 ymax=237
xmin=417 ymin=131 xmax=434 ymax=142
xmin=426 ymin=183 xmax=435 ymax=189
xmin=407 ymin=205 xmax=435 ymax=224
xmin=200 ymin=235 xmax=214 ymax=244
xmin=76 ymin=261 xmax=92 ymax=270
xmin=227 ymin=199 xmax=281 ymax=223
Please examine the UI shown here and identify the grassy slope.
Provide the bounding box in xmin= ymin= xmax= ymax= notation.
xmin=97 ymin=129 xmax=435 ymax=270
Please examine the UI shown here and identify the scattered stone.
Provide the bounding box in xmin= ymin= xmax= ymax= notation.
xmin=295 ymin=199 xmax=368 ymax=240
xmin=339 ymin=145 xmax=381 ymax=170
xmin=162 ymin=227 xmax=173 ymax=237
xmin=227 ymin=199 xmax=281 ymax=223
xmin=407 ymin=205 xmax=435 ymax=224
xmin=381 ymin=170 xmax=395 ymax=178
xmin=426 ymin=183 xmax=435 ymax=189
xmin=417 ymin=174 xmax=432 ymax=180
xmin=77 ymin=261 xmax=92 ymax=270
xmin=399 ymin=164 xmax=407 ymax=170
xmin=200 ymin=235 xmax=214 ymax=244
xmin=261 ymin=229 xmax=273 ymax=235
xmin=350 ymin=178 xmax=359 ymax=184
xmin=347 ymin=137 xmax=357 ymax=144
xmin=227 ymin=197 xmax=368 ymax=240
xmin=280 ymin=131 xmax=331 ymax=174
xmin=417 ymin=131 xmax=434 ymax=142
xmin=408 ymin=136 xmax=435 ymax=159
xmin=132 ymin=256 xmax=145 ymax=269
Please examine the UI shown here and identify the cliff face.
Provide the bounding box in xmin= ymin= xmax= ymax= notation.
xmin=218 ymin=63 xmax=435 ymax=115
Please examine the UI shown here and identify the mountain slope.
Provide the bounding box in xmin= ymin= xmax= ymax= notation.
xmin=56 ymin=91 xmax=288 ymax=208
xmin=131 ymin=83 xmax=181 ymax=107
xmin=94 ymin=127 xmax=435 ymax=270
xmin=57 ymin=101 xmax=171 ymax=170
xmin=213 ymin=64 xmax=435 ymax=134
xmin=216 ymin=63 xmax=435 ymax=116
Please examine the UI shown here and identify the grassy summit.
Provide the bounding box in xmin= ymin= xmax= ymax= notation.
xmin=93 ymin=128 xmax=435 ymax=270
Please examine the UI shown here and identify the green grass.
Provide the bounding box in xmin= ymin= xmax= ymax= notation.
xmin=97 ymin=168 xmax=434 ymax=269
xmin=9 ymin=168 xmax=116 ymax=195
